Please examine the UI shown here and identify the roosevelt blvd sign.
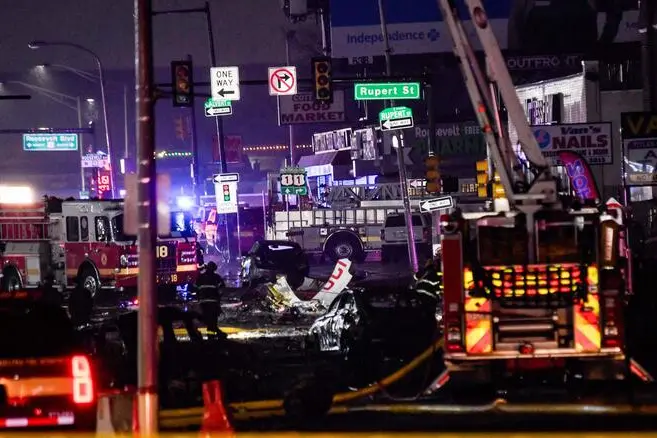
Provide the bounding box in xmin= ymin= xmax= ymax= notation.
xmin=354 ymin=82 xmax=421 ymax=101
xmin=379 ymin=106 xmax=414 ymax=131
xmin=204 ymin=98 xmax=232 ymax=117
xmin=420 ymin=195 xmax=454 ymax=212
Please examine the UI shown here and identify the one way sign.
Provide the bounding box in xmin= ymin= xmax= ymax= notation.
xmin=379 ymin=106 xmax=414 ymax=131
xmin=420 ymin=195 xmax=454 ymax=212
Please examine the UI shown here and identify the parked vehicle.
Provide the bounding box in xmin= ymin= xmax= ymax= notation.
xmin=381 ymin=212 xmax=432 ymax=263
xmin=240 ymin=240 xmax=310 ymax=288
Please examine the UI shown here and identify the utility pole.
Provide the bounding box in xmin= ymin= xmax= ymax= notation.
xmin=377 ymin=0 xmax=418 ymax=273
xmin=134 ymin=0 xmax=158 ymax=433
xmin=204 ymin=1 xmax=228 ymax=173
xmin=188 ymin=54 xmax=201 ymax=202
xmin=640 ymin=0 xmax=657 ymax=111
xmin=76 ymin=97 xmax=86 ymax=193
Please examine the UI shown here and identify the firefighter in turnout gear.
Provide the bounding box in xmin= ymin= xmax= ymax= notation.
xmin=195 ymin=261 xmax=226 ymax=337
xmin=414 ymin=256 xmax=443 ymax=314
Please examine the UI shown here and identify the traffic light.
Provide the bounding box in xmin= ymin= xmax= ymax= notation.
xmin=171 ymin=60 xmax=193 ymax=107
xmin=425 ymin=156 xmax=441 ymax=194
xmin=476 ymin=159 xmax=489 ymax=198
xmin=311 ymin=57 xmax=333 ymax=103
xmin=222 ymin=184 xmax=230 ymax=202
xmin=492 ymin=173 xmax=505 ymax=199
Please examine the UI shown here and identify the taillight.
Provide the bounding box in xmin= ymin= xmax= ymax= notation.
xmin=71 ymin=355 xmax=94 ymax=404
xmin=445 ymin=325 xmax=463 ymax=352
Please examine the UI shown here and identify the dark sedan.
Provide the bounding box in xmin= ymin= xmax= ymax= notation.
xmin=240 ymin=240 xmax=310 ymax=288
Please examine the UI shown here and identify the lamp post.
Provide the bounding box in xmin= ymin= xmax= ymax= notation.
xmin=3 ymin=80 xmax=89 ymax=193
xmin=29 ymin=40 xmax=115 ymax=197
xmin=36 ymin=63 xmax=99 ymax=83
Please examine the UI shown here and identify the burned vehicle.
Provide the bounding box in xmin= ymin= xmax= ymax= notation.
xmin=305 ymin=288 xmax=437 ymax=365
xmin=240 ymin=240 xmax=310 ymax=289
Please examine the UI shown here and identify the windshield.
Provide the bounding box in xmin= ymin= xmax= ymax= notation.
xmin=478 ymin=225 xmax=529 ymax=266
xmin=537 ymin=221 xmax=596 ymax=264
xmin=385 ymin=215 xmax=423 ymax=227
xmin=112 ymin=211 xmax=196 ymax=241
xmin=0 ymin=305 xmax=78 ymax=357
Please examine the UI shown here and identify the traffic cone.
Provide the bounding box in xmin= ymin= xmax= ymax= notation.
xmin=200 ymin=380 xmax=234 ymax=436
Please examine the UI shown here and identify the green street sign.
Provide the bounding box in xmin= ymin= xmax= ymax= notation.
xmin=204 ymin=98 xmax=232 ymax=117
xmin=280 ymin=167 xmax=308 ymax=196
xmin=379 ymin=106 xmax=414 ymax=131
xmin=22 ymin=133 xmax=79 ymax=151
xmin=354 ymin=82 xmax=421 ymax=101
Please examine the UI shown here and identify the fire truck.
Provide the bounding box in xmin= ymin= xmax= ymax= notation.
xmin=438 ymin=0 xmax=627 ymax=383
xmin=0 ymin=197 xmax=199 ymax=302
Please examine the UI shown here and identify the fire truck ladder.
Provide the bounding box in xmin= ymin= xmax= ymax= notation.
xmin=436 ymin=0 xmax=559 ymax=209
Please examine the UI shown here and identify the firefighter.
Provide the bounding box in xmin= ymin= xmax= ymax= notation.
xmin=195 ymin=261 xmax=226 ymax=338
xmin=414 ymin=257 xmax=443 ymax=312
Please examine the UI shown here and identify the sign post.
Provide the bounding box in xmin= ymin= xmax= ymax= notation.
xmin=204 ymin=98 xmax=232 ymax=117
xmin=279 ymin=167 xmax=308 ymax=196
xmin=354 ymin=82 xmax=421 ymax=101
xmin=213 ymin=173 xmax=241 ymax=260
xmin=22 ymin=133 xmax=79 ymax=151
xmin=210 ymin=66 xmax=241 ymax=101
xmin=379 ymin=106 xmax=414 ymax=131
xmin=268 ymin=66 xmax=298 ymax=96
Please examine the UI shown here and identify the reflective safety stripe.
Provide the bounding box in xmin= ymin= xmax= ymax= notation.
xmin=416 ymin=288 xmax=438 ymax=299
xmin=464 ymin=296 xmax=493 ymax=354
xmin=574 ymin=294 xmax=601 ymax=352
xmin=418 ymin=278 xmax=441 ymax=287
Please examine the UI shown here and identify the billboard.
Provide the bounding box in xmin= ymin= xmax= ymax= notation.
xmin=278 ymin=90 xmax=345 ymax=125
xmin=329 ymin=0 xmax=639 ymax=58
xmin=531 ymin=123 xmax=613 ymax=165
xmin=622 ymin=112 xmax=657 ymax=186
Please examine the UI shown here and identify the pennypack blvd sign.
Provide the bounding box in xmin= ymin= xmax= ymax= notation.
xmin=420 ymin=196 xmax=454 ymax=212
xmin=354 ymin=82 xmax=421 ymax=101
xmin=204 ymin=98 xmax=232 ymax=117
xmin=23 ymin=133 xmax=79 ymax=151
xmin=210 ymin=66 xmax=240 ymax=101
xmin=379 ymin=106 xmax=414 ymax=131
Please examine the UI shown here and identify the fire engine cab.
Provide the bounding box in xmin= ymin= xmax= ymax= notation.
xmin=0 ymin=196 xmax=198 ymax=303
xmin=437 ymin=0 xmax=627 ymax=383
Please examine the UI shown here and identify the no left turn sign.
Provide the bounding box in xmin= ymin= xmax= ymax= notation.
xmin=268 ymin=66 xmax=298 ymax=96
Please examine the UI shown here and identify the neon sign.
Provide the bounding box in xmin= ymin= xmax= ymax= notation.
xmin=96 ymin=169 xmax=112 ymax=199
xmin=564 ymin=158 xmax=592 ymax=200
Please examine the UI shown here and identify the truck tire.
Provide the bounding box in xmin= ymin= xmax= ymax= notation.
xmin=1 ymin=267 xmax=21 ymax=292
xmin=325 ymin=233 xmax=364 ymax=262
xmin=78 ymin=267 xmax=100 ymax=298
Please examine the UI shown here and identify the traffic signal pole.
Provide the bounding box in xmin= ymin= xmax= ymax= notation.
xmin=187 ymin=53 xmax=201 ymax=202
xmin=377 ymin=0 xmax=419 ymax=274
xmin=135 ymin=0 xmax=159 ymax=433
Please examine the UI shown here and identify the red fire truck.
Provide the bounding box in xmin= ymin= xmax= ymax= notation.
xmin=438 ymin=0 xmax=627 ymax=384
xmin=0 ymin=197 xmax=199 ymax=302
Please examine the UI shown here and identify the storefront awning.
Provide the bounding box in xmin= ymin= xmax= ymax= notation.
xmin=297 ymin=151 xmax=352 ymax=178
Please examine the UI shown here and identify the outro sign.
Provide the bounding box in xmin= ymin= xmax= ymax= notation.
xmin=564 ymin=158 xmax=593 ymax=200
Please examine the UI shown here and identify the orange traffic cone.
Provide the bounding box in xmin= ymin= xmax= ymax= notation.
xmin=200 ymin=380 xmax=234 ymax=436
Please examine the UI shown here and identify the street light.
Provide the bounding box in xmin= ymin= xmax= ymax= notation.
xmin=35 ymin=63 xmax=99 ymax=83
xmin=2 ymin=80 xmax=92 ymax=193
xmin=29 ymin=40 xmax=115 ymax=197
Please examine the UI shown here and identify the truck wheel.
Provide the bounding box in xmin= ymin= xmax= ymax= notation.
xmin=325 ymin=234 xmax=364 ymax=262
xmin=1 ymin=268 xmax=21 ymax=292
xmin=79 ymin=268 xmax=100 ymax=298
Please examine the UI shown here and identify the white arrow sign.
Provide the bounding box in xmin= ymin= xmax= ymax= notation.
xmin=409 ymin=179 xmax=425 ymax=189
xmin=420 ymin=196 xmax=454 ymax=212
xmin=381 ymin=117 xmax=413 ymax=131
xmin=205 ymin=106 xmax=232 ymax=117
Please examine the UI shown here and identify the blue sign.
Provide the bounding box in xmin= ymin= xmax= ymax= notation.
xmin=22 ymin=133 xmax=79 ymax=151
xmin=533 ymin=129 xmax=551 ymax=150
xmin=329 ymin=0 xmax=639 ymax=58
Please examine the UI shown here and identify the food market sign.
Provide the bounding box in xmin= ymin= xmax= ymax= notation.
xmin=531 ymin=123 xmax=612 ymax=165
xmin=23 ymin=133 xmax=79 ymax=151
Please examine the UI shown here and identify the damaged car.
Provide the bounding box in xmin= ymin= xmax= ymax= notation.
xmin=240 ymin=240 xmax=310 ymax=289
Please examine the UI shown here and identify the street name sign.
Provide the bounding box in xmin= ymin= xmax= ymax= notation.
xmin=204 ymin=98 xmax=232 ymax=117
xmin=354 ymin=82 xmax=421 ymax=101
xmin=23 ymin=133 xmax=78 ymax=151
xmin=379 ymin=106 xmax=414 ymax=131
xmin=210 ymin=66 xmax=240 ymax=101
xmin=268 ymin=66 xmax=298 ymax=96
xmin=280 ymin=167 xmax=308 ymax=196
xmin=420 ymin=196 xmax=454 ymax=212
